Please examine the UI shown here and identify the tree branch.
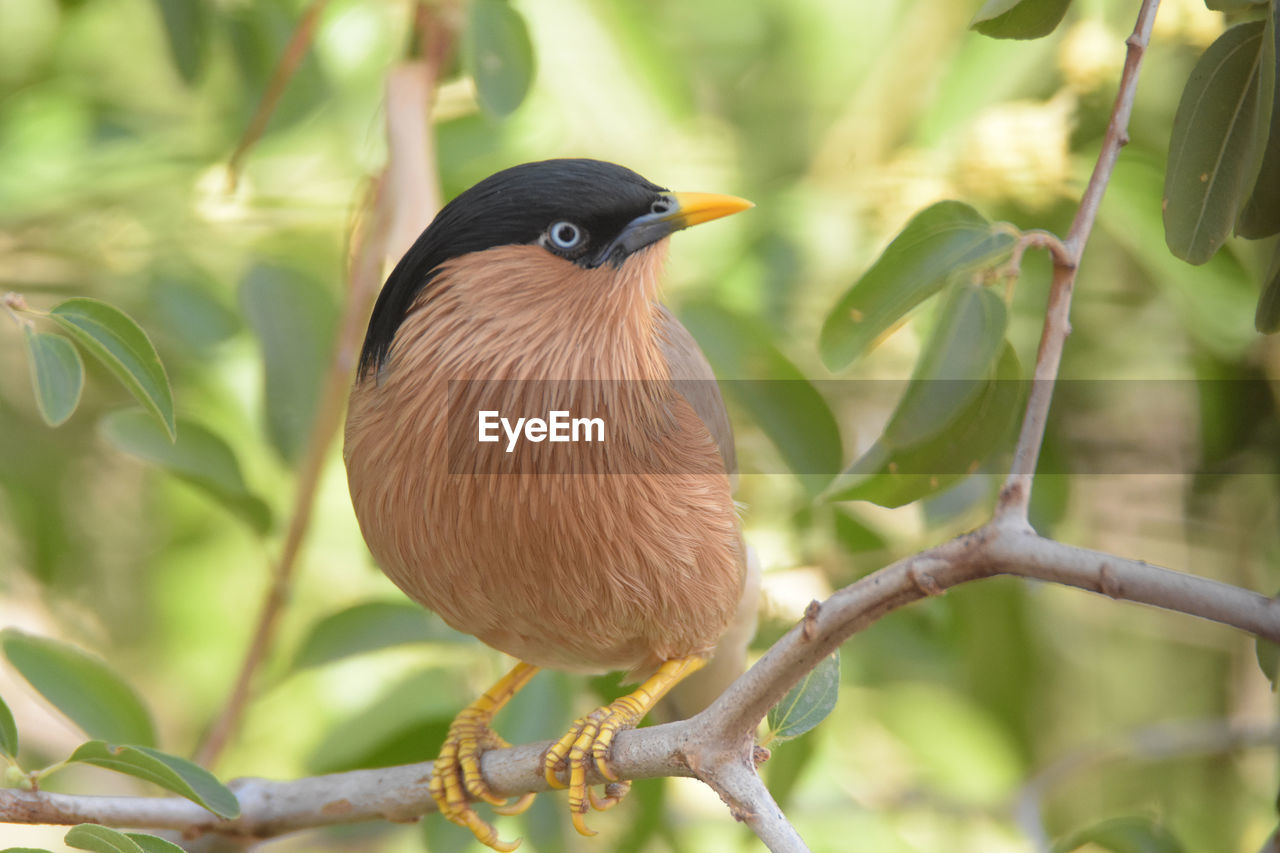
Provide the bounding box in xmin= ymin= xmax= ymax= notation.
xmin=996 ymin=0 xmax=1161 ymax=524
xmin=11 ymin=3 xmax=1262 ymax=852
xmin=6 ymin=522 xmax=1277 ymax=846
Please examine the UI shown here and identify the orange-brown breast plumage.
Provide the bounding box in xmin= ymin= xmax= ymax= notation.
xmin=344 ymin=241 xmax=745 ymax=680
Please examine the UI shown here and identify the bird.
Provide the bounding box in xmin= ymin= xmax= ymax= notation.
xmin=343 ymin=158 xmax=758 ymax=850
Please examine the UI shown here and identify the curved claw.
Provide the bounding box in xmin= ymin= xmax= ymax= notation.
xmin=543 ymin=729 xmax=574 ymax=789
xmin=430 ymin=724 xmax=524 ymax=851
xmin=543 ymin=657 xmax=707 ymax=837
xmin=428 ymin=662 xmax=539 ymax=852
xmin=492 ymin=792 xmax=536 ymax=816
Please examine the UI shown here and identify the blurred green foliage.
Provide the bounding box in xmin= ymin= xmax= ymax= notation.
xmin=1 ymin=0 xmax=1279 ymax=851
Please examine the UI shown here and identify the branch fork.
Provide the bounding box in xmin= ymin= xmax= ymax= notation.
xmin=13 ymin=3 xmax=1275 ymax=852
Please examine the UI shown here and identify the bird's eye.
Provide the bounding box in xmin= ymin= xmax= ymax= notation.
xmin=650 ymin=197 xmax=673 ymax=215
xmin=547 ymin=221 xmax=585 ymax=251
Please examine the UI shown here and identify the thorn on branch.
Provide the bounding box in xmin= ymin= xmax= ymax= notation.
xmin=801 ymin=600 xmax=821 ymax=641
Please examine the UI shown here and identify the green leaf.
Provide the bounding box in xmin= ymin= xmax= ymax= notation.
xmin=1103 ymin=154 xmax=1258 ymax=357
xmin=875 ymin=682 xmax=1021 ymax=799
xmin=971 ymin=0 xmax=1073 ymax=40
xmin=832 ymin=507 xmax=888 ymax=555
xmin=766 ymin=651 xmax=839 ymax=742
xmin=151 ymin=0 xmax=211 ymax=85
xmin=1256 ymin=634 xmax=1279 ymax=689
xmin=238 ymin=264 xmax=337 ymax=463
xmin=306 ymin=669 xmax=466 ymax=774
xmin=1164 ymin=22 xmax=1271 ymax=264
xmin=99 ymin=409 xmax=272 ymax=534
xmin=1239 ymin=4 xmax=1280 ymax=238
xmin=1257 ymin=242 xmax=1280 ymax=333
xmin=819 ymin=201 xmax=1014 ymax=370
xmin=1256 ymin=588 xmax=1280 ymax=689
xmin=467 ymin=0 xmax=535 ymax=117
xmin=124 ymin=835 xmax=186 ymax=853
xmin=827 ymin=342 xmax=1024 ymax=508
xmin=1205 ymin=0 xmax=1268 ymax=10
xmin=677 ymin=301 xmax=843 ymax=494
xmin=69 ymin=742 xmax=240 ymax=819
xmin=0 ymin=630 xmax=155 ymax=747
xmin=21 ymin=328 xmax=83 ymax=428
xmin=2 ymin=848 xmax=56 ymax=852
xmin=0 ymin=694 xmax=17 ymax=760
xmin=224 ymin=1 xmax=329 ymax=129
xmin=883 ymin=284 xmax=1008 ymax=449
xmin=64 ymin=825 xmax=143 ymax=853
xmin=1053 ymin=815 xmax=1186 ymax=853
xmin=47 ymin=298 xmax=174 ymax=441
xmin=291 ymin=600 xmax=465 ymax=671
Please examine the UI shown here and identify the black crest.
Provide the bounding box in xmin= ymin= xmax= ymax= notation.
xmin=358 ymin=159 xmax=667 ymax=379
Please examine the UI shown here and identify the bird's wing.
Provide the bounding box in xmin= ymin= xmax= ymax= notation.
xmin=654 ymin=305 xmax=758 ymax=720
xmin=656 ymin=305 xmax=737 ymax=479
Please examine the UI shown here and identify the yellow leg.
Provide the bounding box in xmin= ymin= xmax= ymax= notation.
xmin=429 ymin=661 xmax=539 ymax=852
xmin=542 ymin=656 xmax=706 ymax=837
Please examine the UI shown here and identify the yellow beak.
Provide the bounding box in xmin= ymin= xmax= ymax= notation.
xmin=668 ymin=192 xmax=756 ymax=229
xmin=593 ymin=190 xmax=754 ymax=266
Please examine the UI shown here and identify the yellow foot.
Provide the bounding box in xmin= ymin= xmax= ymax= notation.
xmin=430 ymin=662 xmax=539 ymax=852
xmin=541 ymin=657 xmax=706 ymax=837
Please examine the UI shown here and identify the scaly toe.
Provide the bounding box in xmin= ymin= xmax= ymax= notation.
xmin=543 ymin=725 xmax=578 ymax=789
xmin=430 ymin=724 xmax=523 ymax=851
xmin=591 ymin=724 xmax=624 ymax=781
xmin=551 ymin=704 xmax=642 ymax=837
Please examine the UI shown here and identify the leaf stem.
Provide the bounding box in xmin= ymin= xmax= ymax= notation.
xmin=29 ymin=758 xmax=70 ymax=787
xmin=2 ymin=292 xmax=37 ymax=331
xmin=995 ymin=0 xmax=1162 ymax=526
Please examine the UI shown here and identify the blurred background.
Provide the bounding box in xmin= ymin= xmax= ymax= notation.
xmin=2 ymin=0 xmax=1279 ymax=850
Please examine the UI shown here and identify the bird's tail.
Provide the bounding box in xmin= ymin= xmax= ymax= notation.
xmin=655 ymin=543 xmax=762 ymax=722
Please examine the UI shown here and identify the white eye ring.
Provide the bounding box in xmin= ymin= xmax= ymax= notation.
xmin=650 ymin=197 xmax=674 ymax=215
xmin=547 ymin=221 xmax=585 ymax=251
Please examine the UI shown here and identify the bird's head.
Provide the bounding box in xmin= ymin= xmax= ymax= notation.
xmin=358 ymin=159 xmax=752 ymax=379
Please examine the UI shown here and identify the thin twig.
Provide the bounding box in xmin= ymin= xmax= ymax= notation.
xmin=225 ymin=0 xmax=332 ymax=191
xmin=996 ymin=0 xmax=1161 ymax=525
xmin=192 ymin=175 xmax=394 ymax=769
xmin=193 ymin=21 xmax=451 ymax=765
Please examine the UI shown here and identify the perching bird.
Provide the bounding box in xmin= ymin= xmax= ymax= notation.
xmin=344 ymin=158 xmax=758 ymax=849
